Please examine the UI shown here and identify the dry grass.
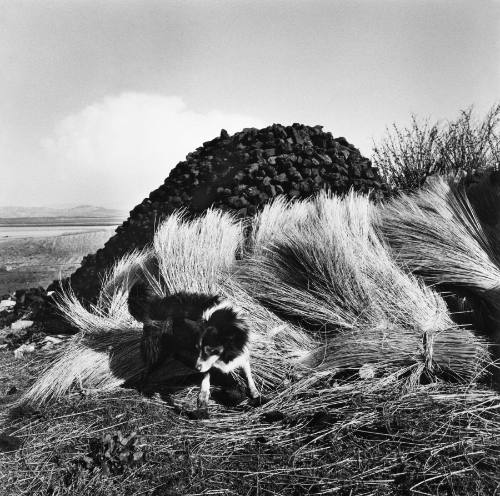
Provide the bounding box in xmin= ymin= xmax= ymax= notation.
xmin=380 ymin=177 xmax=500 ymax=292
xmin=22 ymin=209 xmax=315 ymax=406
xmin=238 ymin=191 xmax=488 ymax=381
xmin=1 ymin=361 xmax=499 ymax=495
xmin=379 ymin=176 xmax=500 ymax=381
xmin=2 ymin=195 xmax=499 ymax=495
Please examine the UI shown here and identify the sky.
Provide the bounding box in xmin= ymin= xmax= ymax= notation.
xmin=1 ymin=0 xmax=499 ymax=210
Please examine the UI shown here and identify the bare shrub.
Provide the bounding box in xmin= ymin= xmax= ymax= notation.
xmin=372 ymin=104 xmax=500 ymax=191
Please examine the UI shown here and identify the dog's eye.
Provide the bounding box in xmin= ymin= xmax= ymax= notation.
xmin=204 ymin=346 xmax=222 ymax=356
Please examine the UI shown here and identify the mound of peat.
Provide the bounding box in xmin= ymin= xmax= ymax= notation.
xmin=49 ymin=123 xmax=389 ymax=303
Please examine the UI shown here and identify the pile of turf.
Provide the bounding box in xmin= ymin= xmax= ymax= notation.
xmin=51 ymin=123 xmax=389 ymax=303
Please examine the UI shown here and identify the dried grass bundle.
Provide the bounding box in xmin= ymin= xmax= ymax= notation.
xmin=379 ymin=176 xmax=500 ymax=379
xmin=238 ymin=191 xmax=488 ymax=382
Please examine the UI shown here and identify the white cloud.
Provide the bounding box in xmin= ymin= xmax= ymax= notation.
xmin=42 ymin=93 xmax=265 ymax=209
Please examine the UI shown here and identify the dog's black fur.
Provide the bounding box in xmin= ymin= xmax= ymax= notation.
xmin=128 ymin=281 xmax=261 ymax=417
xmin=128 ymin=282 xmax=250 ymax=372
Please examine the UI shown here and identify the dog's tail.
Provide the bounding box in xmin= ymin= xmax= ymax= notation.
xmin=237 ymin=190 xmax=489 ymax=383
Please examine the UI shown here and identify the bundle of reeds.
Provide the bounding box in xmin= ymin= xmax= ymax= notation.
xmin=238 ymin=191 xmax=488 ymax=382
xmin=379 ymin=176 xmax=500 ymax=382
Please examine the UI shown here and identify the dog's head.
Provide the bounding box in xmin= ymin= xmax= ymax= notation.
xmin=128 ymin=282 xmax=249 ymax=372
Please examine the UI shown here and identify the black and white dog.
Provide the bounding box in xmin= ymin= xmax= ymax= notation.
xmin=128 ymin=282 xmax=261 ymax=417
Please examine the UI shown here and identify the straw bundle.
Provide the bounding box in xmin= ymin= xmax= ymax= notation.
xmin=379 ymin=176 xmax=500 ymax=383
xmin=238 ymin=191 xmax=488 ymax=382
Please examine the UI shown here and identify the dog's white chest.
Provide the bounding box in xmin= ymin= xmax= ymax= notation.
xmin=213 ymin=351 xmax=248 ymax=373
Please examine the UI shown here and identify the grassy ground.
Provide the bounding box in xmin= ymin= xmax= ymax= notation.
xmin=1 ymin=346 xmax=498 ymax=496
xmin=0 ymin=229 xmax=114 ymax=295
xmin=1 ymin=195 xmax=500 ymax=495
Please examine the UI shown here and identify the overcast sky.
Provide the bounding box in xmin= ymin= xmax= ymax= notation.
xmin=1 ymin=0 xmax=499 ymax=209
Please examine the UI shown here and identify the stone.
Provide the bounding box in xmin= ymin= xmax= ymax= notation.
xmin=11 ymin=320 xmax=34 ymax=331
xmin=13 ymin=343 xmax=35 ymax=359
xmin=0 ymin=300 xmax=15 ymax=312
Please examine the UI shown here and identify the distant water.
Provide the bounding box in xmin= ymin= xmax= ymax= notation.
xmin=0 ymin=225 xmax=117 ymax=239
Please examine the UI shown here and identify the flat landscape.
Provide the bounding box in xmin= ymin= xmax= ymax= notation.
xmin=0 ymin=218 xmax=118 ymax=294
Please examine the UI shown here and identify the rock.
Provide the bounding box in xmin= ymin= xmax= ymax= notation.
xmin=43 ymin=336 xmax=63 ymax=345
xmin=0 ymin=300 xmax=15 ymax=312
xmin=11 ymin=320 xmax=34 ymax=331
xmin=13 ymin=343 xmax=35 ymax=359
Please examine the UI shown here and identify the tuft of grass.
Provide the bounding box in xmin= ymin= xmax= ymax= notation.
xmin=380 ymin=176 xmax=500 ymax=293
xmin=152 ymin=209 xmax=243 ymax=296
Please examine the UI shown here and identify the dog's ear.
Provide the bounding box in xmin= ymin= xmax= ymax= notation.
xmin=208 ymin=307 xmax=249 ymax=346
xmin=128 ymin=281 xmax=164 ymax=323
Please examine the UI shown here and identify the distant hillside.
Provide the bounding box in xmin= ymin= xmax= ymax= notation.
xmin=0 ymin=205 xmax=126 ymax=218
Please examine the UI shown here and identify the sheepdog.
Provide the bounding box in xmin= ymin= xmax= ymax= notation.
xmin=127 ymin=281 xmax=260 ymax=418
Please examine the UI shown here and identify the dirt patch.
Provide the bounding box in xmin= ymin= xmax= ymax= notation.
xmin=0 ymin=229 xmax=114 ymax=294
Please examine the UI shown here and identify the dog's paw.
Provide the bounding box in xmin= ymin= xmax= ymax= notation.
xmin=186 ymin=408 xmax=210 ymax=420
xmin=248 ymin=395 xmax=270 ymax=407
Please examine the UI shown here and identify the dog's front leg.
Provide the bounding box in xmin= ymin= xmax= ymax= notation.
xmin=242 ymin=358 xmax=261 ymax=401
xmin=196 ymin=372 xmax=211 ymax=418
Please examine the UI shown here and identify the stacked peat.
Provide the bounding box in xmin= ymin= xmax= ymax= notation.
xmin=51 ymin=123 xmax=389 ymax=303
